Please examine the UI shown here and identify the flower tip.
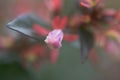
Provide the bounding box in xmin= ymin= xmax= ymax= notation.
xmin=44 ymin=29 xmax=64 ymax=49
xmin=44 ymin=39 xmax=48 ymax=43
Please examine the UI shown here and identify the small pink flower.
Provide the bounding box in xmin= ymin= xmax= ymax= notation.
xmin=44 ymin=29 xmax=64 ymax=49
xmin=80 ymin=0 xmax=101 ymax=8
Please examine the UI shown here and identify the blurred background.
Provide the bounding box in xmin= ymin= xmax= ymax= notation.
xmin=0 ymin=0 xmax=120 ymax=80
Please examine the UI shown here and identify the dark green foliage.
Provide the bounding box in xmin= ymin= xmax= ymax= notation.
xmin=79 ymin=27 xmax=94 ymax=63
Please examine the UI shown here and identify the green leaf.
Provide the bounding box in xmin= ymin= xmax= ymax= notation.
xmin=78 ymin=27 xmax=94 ymax=63
xmin=6 ymin=13 xmax=50 ymax=42
xmin=0 ymin=63 xmax=34 ymax=80
xmin=62 ymin=0 xmax=80 ymax=16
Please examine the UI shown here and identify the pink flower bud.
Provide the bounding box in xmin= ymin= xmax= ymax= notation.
xmin=80 ymin=0 xmax=101 ymax=8
xmin=45 ymin=29 xmax=63 ymax=49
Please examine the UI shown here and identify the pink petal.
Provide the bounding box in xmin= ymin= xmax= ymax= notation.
xmin=45 ymin=29 xmax=64 ymax=48
xmin=105 ymin=40 xmax=120 ymax=54
xmin=80 ymin=2 xmax=90 ymax=8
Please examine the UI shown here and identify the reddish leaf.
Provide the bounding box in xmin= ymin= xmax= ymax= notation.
xmin=88 ymin=49 xmax=98 ymax=64
xmin=14 ymin=0 xmax=33 ymax=16
xmin=52 ymin=16 xmax=60 ymax=29
xmin=64 ymin=34 xmax=78 ymax=42
xmin=33 ymin=24 xmax=49 ymax=36
xmin=50 ymin=49 xmax=59 ymax=64
xmin=59 ymin=16 xmax=67 ymax=29
xmin=52 ymin=16 xmax=67 ymax=29
xmin=45 ymin=0 xmax=62 ymax=11
xmin=52 ymin=0 xmax=62 ymax=10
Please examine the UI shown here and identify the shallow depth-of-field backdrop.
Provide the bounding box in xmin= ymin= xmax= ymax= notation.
xmin=0 ymin=0 xmax=120 ymax=80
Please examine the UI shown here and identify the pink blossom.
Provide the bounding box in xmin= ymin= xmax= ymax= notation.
xmin=44 ymin=29 xmax=64 ymax=49
xmin=80 ymin=0 xmax=101 ymax=8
